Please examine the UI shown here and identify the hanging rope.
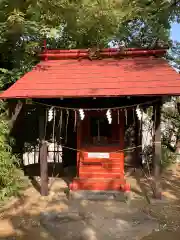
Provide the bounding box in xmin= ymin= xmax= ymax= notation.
xmin=125 ymin=109 xmax=128 ymax=125
xmin=56 ymin=109 xmax=62 ymax=163
xmin=74 ymin=110 xmax=77 ymax=132
xmin=58 ymin=141 xmax=163 ymax=155
xmin=32 ymin=99 xmax=159 ymax=111
xmin=52 ymin=108 xmax=56 ymax=143
xmin=44 ymin=108 xmax=48 ymax=139
xmin=59 ymin=109 xmax=63 ymax=143
xmin=65 ymin=110 xmax=69 ymax=144
xmin=117 ymin=109 xmax=120 ymax=125
xmin=133 ymin=108 xmax=135 ymax=125
xmin=52 ymin=108 xmax=56 ymax=163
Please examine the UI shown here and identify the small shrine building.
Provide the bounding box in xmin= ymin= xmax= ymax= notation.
xmin=1 ymin=47 xmax=180 ymax=198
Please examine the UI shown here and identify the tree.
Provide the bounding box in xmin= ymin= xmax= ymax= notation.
xmin=162 ymin=40 xmax=180 ymax=163
xmin=35 ymin=0 xmax=180 ymax=48
xmin=167 ymin=41 xmax=180 ymax=72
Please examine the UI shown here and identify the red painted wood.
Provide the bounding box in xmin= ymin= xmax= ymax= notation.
xmin=80 ymin=158 xmax=124 ymax=169
xmin=79 ymin=166 xmax=123 ymax=173
xmin=79 ymin=172 xmax=124 ymax=178
xmin=81 ymin=158 xmax=123 ymax=164
xmin=1 ymin=52 xmax=180 ymax=99
xmin=39 ymin=49 xmax=167 ymax=60
xmin=70 ymin=178 xmax=126 ymax=191
xmin=42 ymin=48 xmax=167 ymax=55
xmin=79 ymin=162 xmax=123 ymax=168
xmin=74 ymin=110 xmax=126 ymax=191
xmin=3 ymin=87 xmax=180 ymax=98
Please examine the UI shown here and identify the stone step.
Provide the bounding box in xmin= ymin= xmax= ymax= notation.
xmin=69 ymin=178 xmax=128 ymax=191
xmin=79 ymin=172 xmax=123 ymax=179
xmin=69 ymin=190 xmax=127 ymax=201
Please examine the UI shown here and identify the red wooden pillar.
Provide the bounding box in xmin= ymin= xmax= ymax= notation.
xmin=39 ymin=107 xmax=48 ymax=196
xmin=153 ymin=100 xmax=162 ymax=199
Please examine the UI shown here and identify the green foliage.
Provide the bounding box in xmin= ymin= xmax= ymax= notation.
xmin=162 ymin=97 xmax=180 ymax=152
xmin=39 ymin=0 xmax=179 ymax=48
xmin=167 ymin=41 xmax=180 ymax=72
xmin=162 ymin=146 xmax=176 ymax=169
xmin=0 ymin=100 xmax=27 ymax=200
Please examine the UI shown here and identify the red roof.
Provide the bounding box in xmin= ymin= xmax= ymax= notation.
xmin=1 ymin=48 xmax=180 ymax=99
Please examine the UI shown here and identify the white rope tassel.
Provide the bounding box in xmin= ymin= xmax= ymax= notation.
xmin=79 ymin=109 xmax=85 ymax=120
xmin=106 ymin=109 xmax=112 ymax=124
xmin=136 ymin=105 xmax=142 ymax=121
xmin=48 ymin=107 xmax=54 ymax=122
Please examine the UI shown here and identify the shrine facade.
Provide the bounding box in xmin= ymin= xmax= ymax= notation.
xmin=1 ymin=47 xmax=180 ymax=198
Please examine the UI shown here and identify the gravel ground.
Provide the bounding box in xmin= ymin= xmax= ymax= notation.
xmin=0 ymin=165 xmax=180 ymax=240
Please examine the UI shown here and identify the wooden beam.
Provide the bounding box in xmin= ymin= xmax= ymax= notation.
xmin=153 ymin=100 xmax=162 ymax=199
xmin=39 ymin=107 xmax=48 ymax=196
xmin=40 ymin=140 xmax=48 ymax=196
xmin=134 ymin=113 xmax=142 ymax=168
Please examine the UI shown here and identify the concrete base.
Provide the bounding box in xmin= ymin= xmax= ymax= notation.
xmin=69 ymin=190 xmax=131 ymax=201
xmin=40 ymin=203 xmax=158 ymax=240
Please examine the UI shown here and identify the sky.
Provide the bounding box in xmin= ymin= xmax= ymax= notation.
xmin=171 ymin=22 xmax=180 ymax=41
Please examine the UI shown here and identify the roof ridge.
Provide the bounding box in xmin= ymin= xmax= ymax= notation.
xmin=39 ymin=48 xmax=168 ymax=61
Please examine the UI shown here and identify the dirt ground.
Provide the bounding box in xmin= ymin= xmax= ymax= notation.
xmin=0 ymin=165 xmax=180 ymax=240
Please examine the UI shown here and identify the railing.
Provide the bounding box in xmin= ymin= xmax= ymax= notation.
xmin=23 ymin=142 xmax=63 ymax=166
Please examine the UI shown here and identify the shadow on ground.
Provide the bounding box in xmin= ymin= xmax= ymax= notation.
xmin=0 ymin=165 xmax=180 ymax=240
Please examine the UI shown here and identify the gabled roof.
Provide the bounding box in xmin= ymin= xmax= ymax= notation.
xmin=1 ymin=48 xmax=180 ymax=99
